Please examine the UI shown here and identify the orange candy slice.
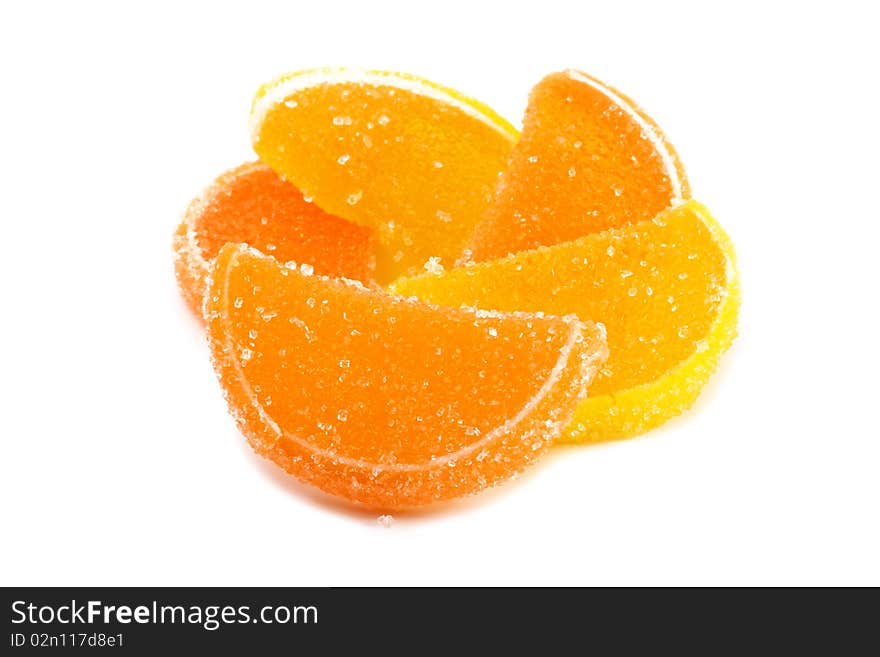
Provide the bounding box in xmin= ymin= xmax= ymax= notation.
xmin=205 ymin=244 xmax=608 ymax=508
xmin=249 ymin=68 xmax=517 ymax=282
xmin=173 ymin=161 xmax=376 ymax=316
xmin=465 ymin=69 xmax=689 ymax=262
xmin=393 ymin=200 xmax=739 ymax=442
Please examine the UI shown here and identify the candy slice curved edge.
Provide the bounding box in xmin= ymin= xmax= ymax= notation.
xmin=564 ymin=68 xmax=690 ymax=203
xmin=562 ymin=201 xmax=739 ymax=442
xmin=249 ymin=66 xmax=520 ymax=145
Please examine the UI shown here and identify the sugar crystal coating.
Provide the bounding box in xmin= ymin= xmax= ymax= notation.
xmin=175 ymin=66 xmax=740 ymax=509
xmin=249 ymin=68 xmax=518 ymax=282
xmin=206 ymin=244 xmax=608 ymax=509
xmin=393 ymin=201 xmax=739 ymax=442
xmin=173 ymin=161 xmax=376 ymax=317
xmin=465 ymin=70 xmax=689 ymax=262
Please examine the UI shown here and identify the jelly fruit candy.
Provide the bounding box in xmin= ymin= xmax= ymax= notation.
xmin=465 ymin=69 xmax=688 ymax=262
xmin=393 ymin=201 xmax=739 ymax=442
xmin=249 ymin=68 xmax=518 ymax=282
xmin=205 ymin=244 xmax=608 ymax=508
xmin=173 ymin=161 xmax=376 ymax=317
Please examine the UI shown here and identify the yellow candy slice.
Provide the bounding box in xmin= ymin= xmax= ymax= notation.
xmin=392 ymin=200 xmax=739 ymax=442
xmin=249 ymin=68 xmax=517 ymax=282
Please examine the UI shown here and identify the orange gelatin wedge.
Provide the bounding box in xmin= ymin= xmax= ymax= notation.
xmin=393 ymin=201 xmax=739 ymax=442
xmin=249 ymin=68 xmax=517 ymax=282
xmin=173 ymin=161 xmax=376 ymax=317
xmin=206 ymin=244 xmax=608 ymax=508
xmin=465 ymin=70 xmax=689 ymax=262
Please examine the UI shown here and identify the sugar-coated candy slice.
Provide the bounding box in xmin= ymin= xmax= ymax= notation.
xmin=393 ymin=200 xmax=739 ymax=442
xmin=206 ymin=244 xmax=608 ymax=509
xmin=465 ymin=70 xmax=689 ymax=262
xmin=173 ymin=161 xmax=376 ymax=317
xmin=249 ymin=68 xmax=518 ymax=282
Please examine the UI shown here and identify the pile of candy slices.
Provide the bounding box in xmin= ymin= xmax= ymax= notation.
xmin=173 ymin=68 xmax=739 ymax=510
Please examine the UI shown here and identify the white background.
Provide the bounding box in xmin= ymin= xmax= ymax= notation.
xmin=1 ymin=1 xmax=878 ymax=586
